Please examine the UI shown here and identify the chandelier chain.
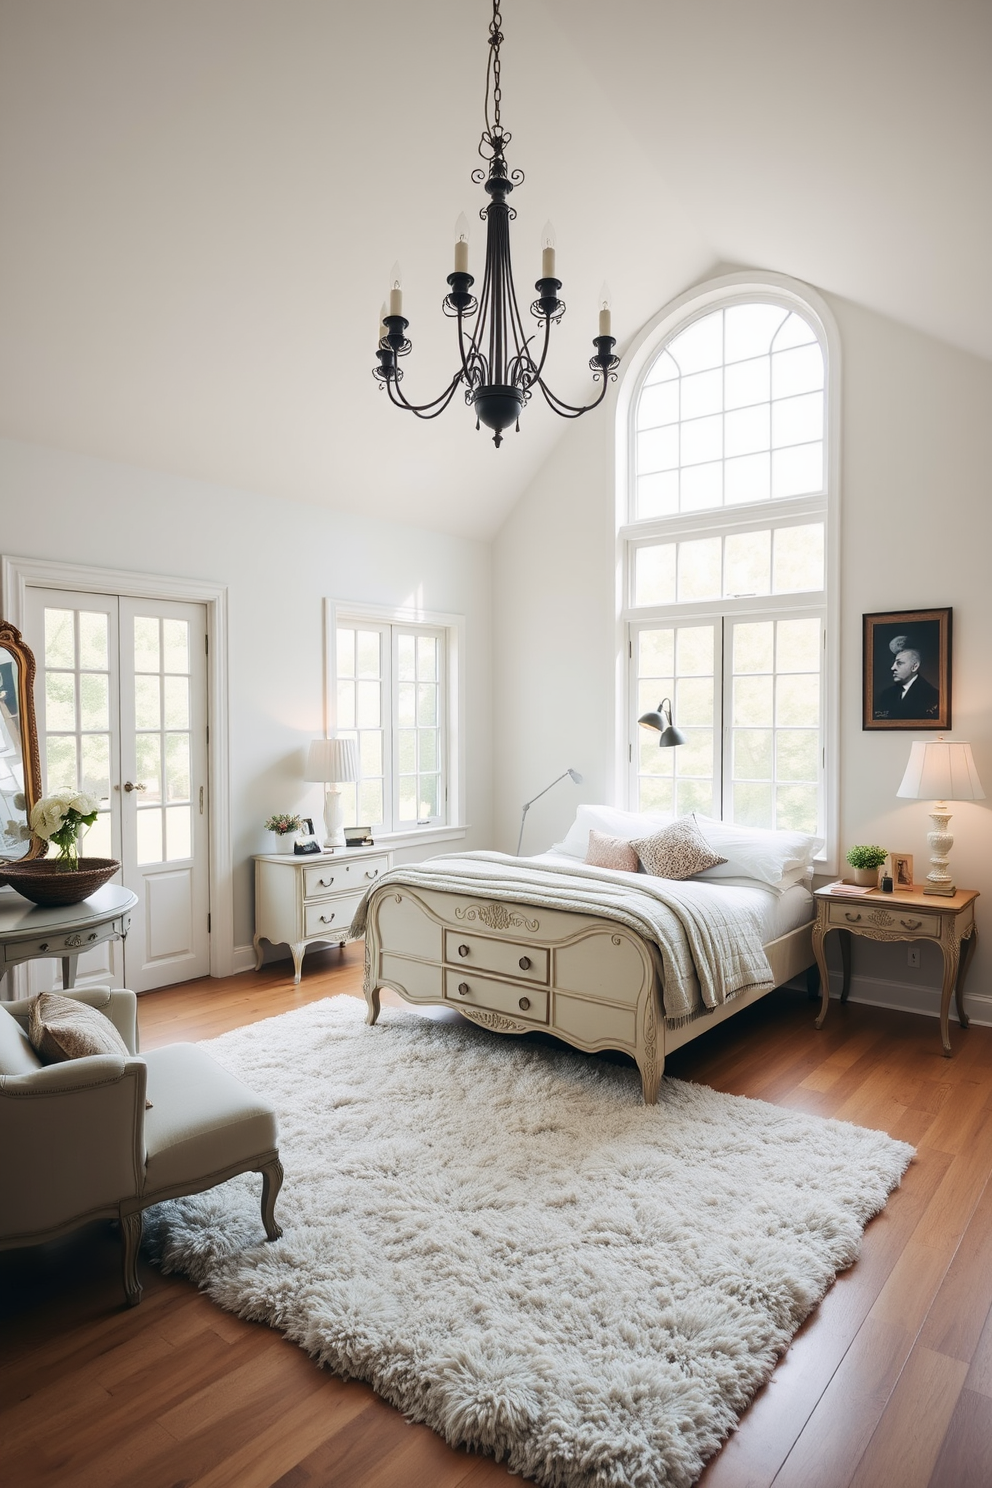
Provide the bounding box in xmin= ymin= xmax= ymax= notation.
xmin=486 ymin=1 xmax=503 ymax=136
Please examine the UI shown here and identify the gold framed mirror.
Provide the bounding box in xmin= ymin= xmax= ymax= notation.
xmin=0 ymin=620 xmax=46 ymax=863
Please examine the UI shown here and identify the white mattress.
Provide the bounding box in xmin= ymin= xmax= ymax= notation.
xmin=532 ymin=852 xmax=813 ymax=944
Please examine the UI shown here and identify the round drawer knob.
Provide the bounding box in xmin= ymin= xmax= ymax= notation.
xmin=518 ymin=955 xmax=531 ymax=970
xmin=457 ymin=981 xmax=470 ymax=996
xmin=518 ymin=996 xmax=531 ymax=1011
xmin=458 ymin=944 xmax=470 ymax=957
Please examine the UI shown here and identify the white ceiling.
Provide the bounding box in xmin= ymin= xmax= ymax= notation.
xmin=0 ymin=0 xmax=988 ymax=539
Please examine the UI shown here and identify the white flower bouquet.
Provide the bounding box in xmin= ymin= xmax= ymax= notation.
xmin=29 ymin=790 xmax=101 ymax=870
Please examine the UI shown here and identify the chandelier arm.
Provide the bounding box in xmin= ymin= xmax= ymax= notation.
xmin=532 ymin=373 xmax=611 ymax=419
xmin=457 ymin=248 xmax=495 ymax=383
xmin=385 ymin=370 xmax=466 ymax=419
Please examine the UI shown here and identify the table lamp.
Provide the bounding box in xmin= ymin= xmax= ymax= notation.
xmin=896 ymin=739 xmax=985 ymax=896
xmin=305 ymin=737 xmax=359 ymax=848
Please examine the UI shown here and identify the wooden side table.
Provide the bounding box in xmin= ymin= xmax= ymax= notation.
xmin=0 ymin=883 xmax=137 ymax=996
xmin=812 ymin=884 xmax=979 ymax=1056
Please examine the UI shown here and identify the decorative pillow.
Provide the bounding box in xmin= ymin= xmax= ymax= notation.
xmin=584 ymin=830 xmax=641 ymax=873
xmin=553 ymin=804 xmax=674 ymax=859
xmin=29 ymin=992 xmax=130 ymax=1065
xmin=692 ymin=815 xmax=823 ymax=887
xmin=632 ymin=816 xmax=728 ymax=880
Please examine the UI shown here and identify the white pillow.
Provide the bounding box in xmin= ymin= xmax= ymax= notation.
xmin=700 ymin=865 xmax=814 ymax=896
xmin=552 ymin=803 xmax=674 ymax=859
xmin=691 ymin=815 xmax=823 ymax=888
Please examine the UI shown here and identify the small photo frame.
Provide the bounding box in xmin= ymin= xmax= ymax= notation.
xmin=889 ymin=853 xmax=914 ymax=890
xmin=863 ymin=608 xmax=951 ymax=730
xmin=344 ymin=826 xmax=374 ymax=847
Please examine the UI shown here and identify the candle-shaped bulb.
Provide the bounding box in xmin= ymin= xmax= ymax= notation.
xmin=379 ymin=302 xmax=388 ymax=341
xmin=541 ymin=220 xmax=557 ymax=280
xmin=598 ymin=281 xmax=612 ymax=338
xmin=454 ymin=213 xmax=470 ymax=274
xmin=388 ymin=261 xmax=403 ymax=317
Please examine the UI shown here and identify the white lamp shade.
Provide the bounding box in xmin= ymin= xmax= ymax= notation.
xmin=304 ymin=737 xmax=359 ymax=784
xmin=896 ymin=740 xmax=985 ymax=801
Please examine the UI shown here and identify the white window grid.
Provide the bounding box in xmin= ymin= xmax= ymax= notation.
xmin=622 ymin=291 xmax=832 ymax=844
xmin=333 ymin=617 xmax=448 ymax=835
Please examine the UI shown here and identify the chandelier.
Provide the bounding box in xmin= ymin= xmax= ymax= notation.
xmin=373 ymin=0 xmax=620 ymax=447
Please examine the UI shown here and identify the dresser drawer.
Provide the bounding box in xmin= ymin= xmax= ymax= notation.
xmin=303 ymin=855 xmax=389 ymax=900
xmin=826 ymin=902 xmax=941 ymax=936
xmin=380 ymin=953 xmax=442 ymax=1002
xmin=444 ymin=969 xmax=549 ymax=1024
xmin=443 ymin=930 xmax=548 ymax=983
xmin=304 ymin=891 xmax=365 ymax=939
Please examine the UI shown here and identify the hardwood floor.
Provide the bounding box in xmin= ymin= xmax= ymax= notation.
xmin=3 ymin=947 xmax=992 ymax=1487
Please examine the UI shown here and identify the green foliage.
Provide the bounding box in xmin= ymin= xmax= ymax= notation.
xmin=845 ymin=844 xmax=888 ymax=870
xmin=265 ymin=813 xmax=303 ymax=835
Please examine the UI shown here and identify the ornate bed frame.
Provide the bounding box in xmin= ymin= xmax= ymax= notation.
xmin=363 ymin=882 xmax=815 ymax=1103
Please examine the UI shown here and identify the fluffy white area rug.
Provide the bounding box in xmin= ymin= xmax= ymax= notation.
xmin=145 ymin=997 xmax=913 ymax=1488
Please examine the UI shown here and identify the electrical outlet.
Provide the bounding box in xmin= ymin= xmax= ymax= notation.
xmin=907 ymin=947 xmax=921 ymax=968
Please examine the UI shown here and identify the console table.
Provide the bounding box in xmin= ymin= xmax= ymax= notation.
xmin=254 ymin=845 xmax=392 ymax=984
xmin=0 ymin=883 xmax=138 ymax=997
xmin=812 ymin=883 xmax=979 ymax=1056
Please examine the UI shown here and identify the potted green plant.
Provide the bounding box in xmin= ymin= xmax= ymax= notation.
xmin=845 ymin=844 xmax=888 ymax=888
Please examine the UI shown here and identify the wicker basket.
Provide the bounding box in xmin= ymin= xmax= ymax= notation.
xmin=0 ymin=857 xmax=121 ymax=907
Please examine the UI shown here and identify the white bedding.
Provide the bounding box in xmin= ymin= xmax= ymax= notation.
xmin=533 ymin=852 xmax=813 ymax=943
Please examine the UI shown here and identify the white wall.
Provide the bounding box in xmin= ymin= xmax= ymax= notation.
xmin=494 ymin=283 xmax=992 ymax=1021
xmin=0 ymin=435 xmax=493 ymax=961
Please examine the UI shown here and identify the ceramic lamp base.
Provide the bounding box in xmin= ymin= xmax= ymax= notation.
xmin=923 ymin=806 xmax=955 ymax=896
xmin=323 ymin=788 xmax=345 ymax=848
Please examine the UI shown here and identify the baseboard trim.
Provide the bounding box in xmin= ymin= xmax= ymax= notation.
xmin=814 ymin=971 xmax=992 ymax=1028
xmin=232 ymin=944 xmax=257 ymax=975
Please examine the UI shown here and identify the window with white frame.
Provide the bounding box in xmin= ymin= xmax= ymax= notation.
xmin=332 ymin=616 xmax=450 ymax=834
xmin=623 ymin=293 xmax=833 ymax=840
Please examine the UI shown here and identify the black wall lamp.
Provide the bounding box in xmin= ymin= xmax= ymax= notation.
xmin=637 ymin=699 xmax=685 ymax=748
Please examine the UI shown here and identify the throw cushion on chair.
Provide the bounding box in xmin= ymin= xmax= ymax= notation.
xmin=29 ymin=992 xmax=131 ymax=1064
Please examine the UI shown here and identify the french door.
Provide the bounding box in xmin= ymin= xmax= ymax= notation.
xmin=22 ymin=587 xmax=210 ymax=993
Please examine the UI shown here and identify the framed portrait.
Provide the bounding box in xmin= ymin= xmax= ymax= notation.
xmin=889 ymin=852 xmax=914 ymax=890
xmin=863 ymin=608 xmax=951 ymax=730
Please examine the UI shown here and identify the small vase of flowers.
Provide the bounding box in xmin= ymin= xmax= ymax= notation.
xmin=29 ymin=791 xmax=101 ymax=871
xmin=265 ymin=813 xmax=303 ymax=853
xmin=846 ymin=844 xmax=888 ymax=888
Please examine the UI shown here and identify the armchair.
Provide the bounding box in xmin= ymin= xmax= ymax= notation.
xmin=0 ymin=987 xmax=282 ymax=1306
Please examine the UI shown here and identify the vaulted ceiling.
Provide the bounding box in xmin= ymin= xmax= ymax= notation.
xmin=0 ymin=1 xmax=988 ymax=539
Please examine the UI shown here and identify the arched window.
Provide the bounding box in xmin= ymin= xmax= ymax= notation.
xmin=620 ymin=280 xmax=836 ymax=849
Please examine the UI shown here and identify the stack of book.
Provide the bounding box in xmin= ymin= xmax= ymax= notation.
xmin=824 ymin=880 xmax=874 ymax=896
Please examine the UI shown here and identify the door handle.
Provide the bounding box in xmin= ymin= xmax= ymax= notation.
xmin=123 ymin=781 xmax=146 ymax=793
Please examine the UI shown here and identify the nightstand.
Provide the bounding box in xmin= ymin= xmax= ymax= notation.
xmin=253 ymin=845 xmax=392 ymax=984
xmin=812 ymin=883 xmax=979 ymax=1056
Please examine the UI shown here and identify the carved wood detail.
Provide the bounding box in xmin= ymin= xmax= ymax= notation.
xmin=454 ymin=902 xmax=540 ymax=933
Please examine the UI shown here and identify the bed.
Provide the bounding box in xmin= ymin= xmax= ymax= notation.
xmin=355 ymin=810 xmax=818 ymax=1103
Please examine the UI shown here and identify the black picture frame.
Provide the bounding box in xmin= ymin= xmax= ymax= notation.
xmin=863 ymin=608 xmax=951 ymax=730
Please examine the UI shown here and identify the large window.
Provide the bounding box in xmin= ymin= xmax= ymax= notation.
xmin=331 ymin=612 xmax=454 ymax=835
xmin=622 ymin=288 xmax=835 ymax=843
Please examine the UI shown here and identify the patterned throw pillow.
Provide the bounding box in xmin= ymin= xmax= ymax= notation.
xmin=29 ymin=992 xmax=130 ymax=1065
xmin=631 ymin=816 xmax=728 ymax=880
xmin=584 ymin=829 xmax=640 ymax=873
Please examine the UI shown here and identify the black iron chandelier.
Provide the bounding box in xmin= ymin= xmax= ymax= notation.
xmin=373 ymin=0 xmax=620 ymax=447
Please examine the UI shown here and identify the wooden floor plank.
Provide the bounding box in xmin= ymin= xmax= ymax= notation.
xmin=4 ymin=953 xmax=992 ymax=1487
xmin=847 ymin=1346 xmax=969 ymax=1488
xmin=927 ymin=1387 xmax=992 ymax=1487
